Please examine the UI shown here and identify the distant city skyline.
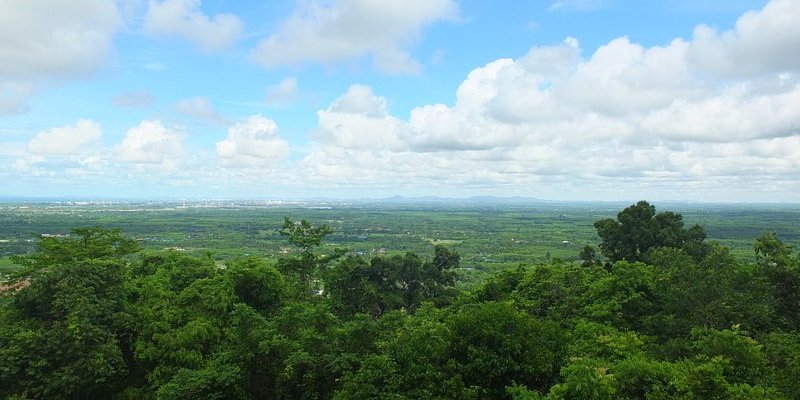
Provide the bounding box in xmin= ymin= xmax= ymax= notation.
xmin=1 ymin=0 xmax=798 ymax=202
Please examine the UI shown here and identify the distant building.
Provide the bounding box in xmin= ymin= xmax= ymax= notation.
xmin=40 ymin=233 xmax=70 ymax=238
xmin=163 ymin=247 xmax=186 ymax=252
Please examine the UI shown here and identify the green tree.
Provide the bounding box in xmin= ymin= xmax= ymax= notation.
xmin=324 ymin=256 xmax=385 ymax=316
xmin=279 ymin=217 xmax=334 ymax=250
xmin=691 ymin=326 xmax=769 ymax=385
xmin=447 ymin=302 xmax=565 ymax=397
xmin=579 ymin=245 xmax=601 ymax=268
xmin=0 ymin=228 xmax=140 ymax=399
xmin=277 ymin=218 xmax=338 ymax=297
xmin=593 ymin=201 xmax=707 ymax=263
xmin=582 ymin=261 xmax=657 ymax=330
xmin=762 ymin=332 xmax=800 ymax=399
xmin=755 ymin=232 xmax=800 ymax=329
xmin=647 ymin=246 xmax=774 ymax=339
xmin=326 ymin=246 xmax=459 ymax=317
xmin=227 ymin=256 xmax=285 ymax=314
xmin=126 ymin=251 xmax=291 ymax=399
xmin=12 ymin=227 xmax=140 ymax=274
xmin=508 ymin=261 xmax=606 ymax=321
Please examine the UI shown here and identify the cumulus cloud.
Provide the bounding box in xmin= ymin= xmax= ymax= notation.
xmin=315 ymin=84 xmax=408 ymax=151
xmin=174 ymin=96 xmax=228 ymax=125
xmin=296 ymin=0 xmax=800 ymax=200
xmin=216 ymin=115 xmax=289 ymax=167
xmin=144 ymin=0 xmax=243 ymax=51
xmin=0 ymin=0 xmax=121 ymax=113
xmin=27 ymin=119 xmax=102 ymax=156
xmin=12 ymin=119 xmax=106 ymax=177
xmin=118 ymin=120 xmax=186 ymax=169
xmin=8 ymin=119 xmax=217 ymax=187
xmin=250 ymin=0 xmax=458 ymax=74
xmin=687 ymin=0 xmax=800 ymax=77
xmin=265 ymin=77 xmax=298 ymax=105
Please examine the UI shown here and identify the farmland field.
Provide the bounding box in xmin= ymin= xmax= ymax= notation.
xmin=2 ymin=200 xmax=799 ymax=280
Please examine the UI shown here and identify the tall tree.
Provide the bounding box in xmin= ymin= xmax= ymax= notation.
xmin=277 ymin=217 xmax=338 ymax=297
xmin=594 ymin=201 xmax=707 ymax=263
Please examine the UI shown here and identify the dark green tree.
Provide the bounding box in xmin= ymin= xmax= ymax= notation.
xmin=277 ymin=217 xmax=338 ymax=297
xmin=447 ymin=302 xmax=565 ymax=398
xmin=227 ymin=256 xmax=285 ymax=314
xmin=593 ymin=201 xmax=707 ymax=263
xmin=325 ymin=245 xmax=459 ymax=317
xmin=0 ymin=228 xmax=140 ymax=399
xmin=754 ymin=232 xmax=800 ymax=330
xmin=579 ymin=245 xmax=601 ymax=267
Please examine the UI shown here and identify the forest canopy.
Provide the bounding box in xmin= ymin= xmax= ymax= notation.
xmin=2 ymin=203 xmax=800 ymax=399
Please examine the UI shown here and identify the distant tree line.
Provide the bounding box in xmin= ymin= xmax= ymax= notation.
xmin=1 ymin=202 xmax=800 ymax=399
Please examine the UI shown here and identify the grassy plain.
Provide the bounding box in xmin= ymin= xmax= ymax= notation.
xmin=2 ymin=200 xmax=799 ymax=280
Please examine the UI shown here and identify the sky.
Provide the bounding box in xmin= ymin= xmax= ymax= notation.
xmin=1 ymin=0 xmax=799 ymax=202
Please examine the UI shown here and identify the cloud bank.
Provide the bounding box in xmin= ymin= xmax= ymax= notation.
xmin=295 ymin=0 xmax=800 ymax=199
xmin=4 ymin=0 xmax=799 ymax=201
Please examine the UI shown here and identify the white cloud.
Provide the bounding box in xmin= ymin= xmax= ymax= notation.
xmin=174 ymin=96 xmax=228 ymax=124
xmin=316 ymin=84 xmax=407 ymax=151
xmin=295 ymin=0 xmax=800 ymax=200
xmin=27 ymin=119 xmax=102 ymax=156
xmin=640 ymin=84 xmax=800 ymax=142
xmin=216 ymin=115 xmax=289 ymax=167
xmin=329 ymin=84 xmax=387 ymax=116
xmin=687 ymin=0 xmax=800 ymax=77
xmin=118 ymin=120 xmax=186 ymax=169
xmin=12 ymin=120 xmax=106 ymax=177
xmin=144 ymin=0 xmax=243 ymax=51
xmin=265 ymin=77 xmax=298 ymax=105
xmin=6 ymin=119 xmax=218 ymax=189
xmin=250 ymin=0 xmax=458 ymax=74
xmin=0 ymin=0 xmax=121 ymax=79
xmin=0 ymin=0 xmax=121 ymax=113
xmin=408 ymin=59 xmax=521 ymax=151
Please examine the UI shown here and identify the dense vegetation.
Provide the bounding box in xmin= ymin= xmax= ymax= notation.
xmin=2 ymin=201 xmax=799 ymax=274
xmin=2 ymin=201 xmax=800 ymax=399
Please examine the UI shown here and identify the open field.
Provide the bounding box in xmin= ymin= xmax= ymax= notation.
xmin=2 ymin=200 xmax=799 ymax=279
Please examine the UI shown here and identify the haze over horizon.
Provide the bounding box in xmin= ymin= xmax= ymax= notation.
xmin=1 ymin=0 xmax=799 ymax=202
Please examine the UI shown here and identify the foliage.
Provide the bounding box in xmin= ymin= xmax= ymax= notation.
xmin=579 ymin=245 xmax=601 ymax=267
xmin=279 ymin=217 xmax=334 ymax=251
xmin=755 ymin=231 xmax=800 ymax=330
xmin=2 ymin=203 xmax=800 ymax=398
xmin=277 ymin=217 xmax=341 ymax=298
xmin=594 ymin=200 xmax=708 ymax=263
xmin=325 ymin=245 xmax=458 ymax=316
xmin=1 ymin=228 xmax=139 ymax=399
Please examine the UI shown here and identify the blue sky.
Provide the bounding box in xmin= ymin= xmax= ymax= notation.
xmin=2 ymin=0 xmax=799 ymax=201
